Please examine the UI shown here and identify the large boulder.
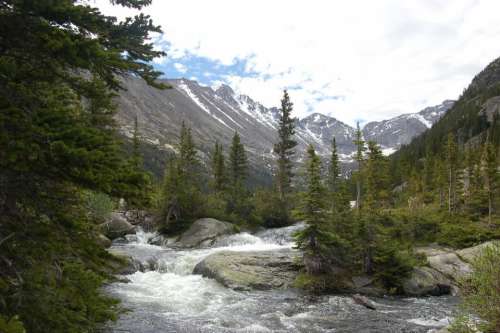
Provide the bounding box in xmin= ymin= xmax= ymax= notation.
xmin=176 ymin=218 xmax=236 ymax=248
xmin=193 ymin=249 xmax=301 ymax=291
xmin=427 ymin=252 xmax=472 ymax=281
xmin=403 ymin=241 xmax=500 ymax=296
xmin=96 ymin=234 xmax=112 ymax=248
xmin=403 ymin=266 xmax=453 ymax=296
xmin=99 ymin=212 xmax=135 ymax=240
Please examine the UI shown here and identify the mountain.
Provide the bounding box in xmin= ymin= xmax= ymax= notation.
xmin=362 ymin=100 xmax=455 ymax=155
xmin=114 ymin=76 xmax=453 ymax=180
xmin=392 ymin=56 xmax=500 ymax=176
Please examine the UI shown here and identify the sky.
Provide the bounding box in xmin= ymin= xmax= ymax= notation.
xmin=96 ymin=0 xmax=500 ymax=126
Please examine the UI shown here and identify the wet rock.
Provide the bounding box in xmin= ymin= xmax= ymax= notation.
xmin=108 ymin=248 xmax=145 ymax=275
xmin=99 ymin=212 xmax=135 ymax=240
xmin=193 ymin=249 xmax=301 ymax=291
xmin=176 ymin=218 xmax=236 ymax=248
xmin=352 ymin=294 xmax=376 ymax=310
xmin=96 ymin=233 xmax=112 ymax=248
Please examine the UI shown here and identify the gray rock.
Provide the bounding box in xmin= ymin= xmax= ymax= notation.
xmin=96 ymin=234 xmax=112 ymax=248
xmin=107 ymin=249 xmax=144 ymax=275
xmin=403 ymin=242 xmax=500 ymax=296
xmin=193 ymin=249 xmax=301 ymax=291
xmin=176 ymin=218 xmax=236 ymax=248
xmin=114 ymin=76 xmax=452 ymax=178
xmin=352 ymin=294 xmax=376 ymax=310
xmin=456 ymin=241 xmax=499 ymax=263
xmin=427 ymin=252 xmax=472 ymax=281
xmin=99 ymin=212 xmax=135 ymax=240
xmin=403 ymin=267 xmax=453 ymax=296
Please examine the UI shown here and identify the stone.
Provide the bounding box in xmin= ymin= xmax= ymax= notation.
xmin=96 ymin=234 xmax=112 ymax=248
xmin=352 ymin=294 xmax=376 ymax=310
xmin=176 ymin=218 xmax=236 ymax=248
xmin=427 ymin=252 xmax=472 ymax=281
xmin=99 ymin=212 xmax=135 ymax=240
xmin=403 ymin=266 xmax=453 ymax=296
xmin=456 ymin=241 xmax=499 ymax=263
xmin=193 ymin=249 xmax=301 ymax=291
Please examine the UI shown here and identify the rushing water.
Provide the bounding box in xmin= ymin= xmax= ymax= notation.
xmin=106 ymin=225 xmax=458 ymax=333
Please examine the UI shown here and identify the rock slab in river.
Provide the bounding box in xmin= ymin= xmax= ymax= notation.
xmin=99 ymin=212 xmax=135 ymax=240
xmin=176 ymin=218 xmax=236 ymax=248
xmin=193 ymin=249 xmax=301 ymax=291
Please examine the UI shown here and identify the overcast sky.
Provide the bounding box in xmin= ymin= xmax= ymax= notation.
xmin=97 ymin=0 xmax=500 ymax=126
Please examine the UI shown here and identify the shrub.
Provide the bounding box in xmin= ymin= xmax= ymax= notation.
xmin=451 ymin=243 xmax=500 ymax=332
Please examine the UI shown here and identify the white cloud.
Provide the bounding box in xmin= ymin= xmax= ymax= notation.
xmin=97 ymin=0 xmax=500 ymax=126
xmin=173 ymin=62 xmax=187 ymax=73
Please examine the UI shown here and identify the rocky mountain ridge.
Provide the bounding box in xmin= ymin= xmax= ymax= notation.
xmin=115 ymin=76 xmax=453 ymax=176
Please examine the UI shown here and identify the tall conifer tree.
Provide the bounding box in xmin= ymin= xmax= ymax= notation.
xmin=445 ymin=133 xmax=458 ymax=213
xmin=295 ymin=145 xmax=330 ymax=273
xmin=353 ymin=122 xmax=366 ymax=211
xmin=211 ymin=141 xmax=226 ymax=193
xmin=273 ymin=90 xmax=297 ymax=223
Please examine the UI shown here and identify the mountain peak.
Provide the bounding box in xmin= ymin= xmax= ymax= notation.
xmin=215 ymin=84 xmax=236 ymax=99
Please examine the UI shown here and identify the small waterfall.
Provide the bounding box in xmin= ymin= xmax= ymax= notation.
xmin=135 ymin=227 xmax=158 ymax=245
xmin=107 ymin=222 xmax=457 ymax=333
xmin=255 ymin=222 xmax=306 ymax=245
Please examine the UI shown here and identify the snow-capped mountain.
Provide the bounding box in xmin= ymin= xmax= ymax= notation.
xmin=115 ymin=76 xmax=453 ymax=178
xmin=362 ymin=100 xmax=455 ymax=154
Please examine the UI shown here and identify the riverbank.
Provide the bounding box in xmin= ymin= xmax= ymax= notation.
xmin=105 ymin=224 xmax=458 ymax=332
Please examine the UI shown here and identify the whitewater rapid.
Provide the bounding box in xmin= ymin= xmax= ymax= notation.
xmin=106 ymin=225 xmax=458 ymax=333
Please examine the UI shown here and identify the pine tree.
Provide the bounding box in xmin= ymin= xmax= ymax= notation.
xmin=483 ymin=140 xmax=498 ymax=224
xmin=273 ymin=90 xmax=297 ymax=223
xmin=229 ymin=132 xmax=248 ymax=187
xmin=295 ymin=145 xmax=339 ymax=274
xmin=160 ymin=122 xmax=202 ymax=228
xmin=211 ymin=141 xmax=226 ymax=193
xmin=179 ymin=121 xmax=198 ymax=176
xmin=435 ymin=158 xmax=447 ymax=209
xmin=328 ymin=137 xmax=341 ymax=193
xmin=328 ymin=137 xmax=341 ymax=212
xmin=353 ymin=122 xmax=366 ymax=211
xmin=445 ymin=133 xmax=458 ymax=213
xmin=227 ymin=132 xmax=249 ymax=218
xmin=0 ymin=1 xmax=165 ymax=331
xmin=358 ymin=141 xmax=389 ymax=274
xmin=365 ymin=141 xmax=390 ymax=207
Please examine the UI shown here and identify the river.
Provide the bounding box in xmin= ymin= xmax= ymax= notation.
xmin=106 ymin=225 xmax=458 ymax=333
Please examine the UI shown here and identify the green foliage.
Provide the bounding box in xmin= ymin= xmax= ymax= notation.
xmin=252 ymin=189 xmax=291 ymax=228
xmin=373 ymin=242 xmax=415 ymax=292
xmin=0 ymin=0 xmax=164 ymax=330
xmin=226 ymin=132 xmax=251 ymax=221
xmin=273 ymin=90 xmax=298 ymax=225
xmin=437 ymin=220 xmax=500 ymax=248
xmin=158 ymin=124 xmax=205 ymax=232
xmin=295 ymin=145 xmax=349 ymax=274
xmin=211 ymin=141 xmax=227 ymax=193
xmin=83 ymin=190 xmax=116 ymax=223
xmin=452 ymin=243 xmax=500 ymax=332
xmin=0 ymin=315 xmax=25 ymax=333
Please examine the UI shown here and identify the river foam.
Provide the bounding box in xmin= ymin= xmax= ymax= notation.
xmin=107 ymin=225 xmax=458 ymax=333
